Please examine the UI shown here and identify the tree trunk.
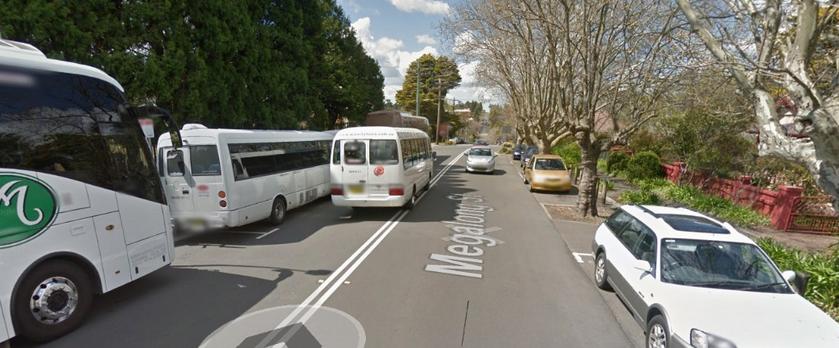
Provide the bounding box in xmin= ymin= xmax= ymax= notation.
xmin=577 ymin=141 xmax=601 ymax=217
xmin=540 ymin=137 xmax=553 ymax=154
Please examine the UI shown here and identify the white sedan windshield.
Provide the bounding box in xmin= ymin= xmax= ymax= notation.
xmin=661 ymin=239 xmax=792 ymax=293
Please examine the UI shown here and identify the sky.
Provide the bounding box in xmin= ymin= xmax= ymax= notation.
xmin=336 ymin=0 xmax=496 ymax=107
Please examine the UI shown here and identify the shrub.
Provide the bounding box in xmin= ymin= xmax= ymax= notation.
xmin=607 ymin=152 xmax=630 ymax=174
xmin=597 ymin=159 xmax=608 ymax=173
xmin=625 ymin=151 xmax=663 ymax=180
xmin=619 ymin=189 xmax=660 ymax=205
xmin=758 ymin=239 xmax=839 ymax=320
xmin=551 ymin=141 xmax=582 ymax=168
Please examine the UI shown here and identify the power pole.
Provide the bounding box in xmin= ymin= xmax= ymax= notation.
xmin=435 ymin=76 xmax=442 ymax=144
xmin=415 ymin=65 xmax=420 ymax=117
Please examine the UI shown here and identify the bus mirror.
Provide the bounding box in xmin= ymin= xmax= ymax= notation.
xmin=130 ymin=105 xmax=183 ymax=148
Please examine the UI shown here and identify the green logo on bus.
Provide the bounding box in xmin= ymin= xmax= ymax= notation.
xmin=0 ymin=173 xmax=58 ymax=247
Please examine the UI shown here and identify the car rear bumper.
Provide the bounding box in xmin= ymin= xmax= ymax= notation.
xmin=331 ymin=195 xmax=406 ymax=207
xmin=530 ymin=180 xmax=573 ymax=192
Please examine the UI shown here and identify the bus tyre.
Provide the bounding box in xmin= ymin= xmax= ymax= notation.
xmin=13 ymin=260 xmax=93 ymax=342
xmin=424 ymin=173 xmax=431 ymax=191
xmin=269 ymin=197 xmax=287 ymax=225
xmin=404 ymin=187 xmax=416 ymax=209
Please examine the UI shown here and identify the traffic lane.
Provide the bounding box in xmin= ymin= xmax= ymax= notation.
xmin=16 ymin=149 xmax=463 ymax=348
xmin=323 ymin=150 xmax=633 ymax=347
xmin=548 ymin=218 xmax=646 ymax=347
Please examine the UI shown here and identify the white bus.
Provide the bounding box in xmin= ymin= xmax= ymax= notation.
xmin=157 ymin=125 xmax=333 ymax=230
xmin=330 ymin=127 xmax=433 ymax=208
xmin=0 ymin=39 xmax=181 ymax=343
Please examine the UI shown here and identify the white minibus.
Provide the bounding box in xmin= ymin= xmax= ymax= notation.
xmin=0 ymin=39 xmax=181 ymax=343
xmin=157 ymin=125 xmax=334 ymax=229
xmin=330 ymin=127 xmax=433 ymax=207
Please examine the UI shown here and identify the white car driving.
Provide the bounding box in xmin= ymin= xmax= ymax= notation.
xmin=592 ymin=205 xmax=839 ymax=348
xmin=465 ymin=146 xmax=496 ymax=174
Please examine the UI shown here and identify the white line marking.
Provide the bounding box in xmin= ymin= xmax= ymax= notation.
xmin=572 ymin=252 xmax=594 ymax=263
xmin=256 ymin=228 xmax=280 ymax=240
xmin=256 ymin=151 xmax=466 ymax=347
xmin=539 ymin=203 xmax=553 ymax=219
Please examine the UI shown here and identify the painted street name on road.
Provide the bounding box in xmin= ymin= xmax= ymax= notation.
xmin=424 ymin=193 xmax=501 ymax=279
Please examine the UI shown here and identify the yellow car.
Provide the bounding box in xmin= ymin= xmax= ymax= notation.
xmin=523 ymin=154 xmax=573 ymax=192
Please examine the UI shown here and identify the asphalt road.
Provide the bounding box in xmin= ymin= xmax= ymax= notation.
xmin=13 ymin=145 xmax=639 ymax=348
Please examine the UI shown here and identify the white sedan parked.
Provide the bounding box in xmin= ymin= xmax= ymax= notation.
xmin=592 ymin=205 xmax=839 ymax=348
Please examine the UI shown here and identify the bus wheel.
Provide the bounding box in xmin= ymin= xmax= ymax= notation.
xmin=13 ymin=260 xmax=93 ymax=342
xmin=423 ymin=173 xmax=432 ymax=191
xmin=269 ymin=197 xmax=287 ymax=225
xmin=404 ymin=187 xmax=417 ymax=209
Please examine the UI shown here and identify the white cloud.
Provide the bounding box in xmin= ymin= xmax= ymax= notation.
xmin=351 ymin=17 xmax=499 ymax=106
xmin=389 ymin=0 xmax=450 ymax=15
xmin=352 ymin=17 xmax=438 ymax=102
xmin=416 ymin=34 xmax=438 ymax=45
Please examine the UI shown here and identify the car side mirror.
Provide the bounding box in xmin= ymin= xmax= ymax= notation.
xmin=783 ymin=270 xmax=810 ymax=294
xmin=633 ymin=259 xmax=652 ymax=273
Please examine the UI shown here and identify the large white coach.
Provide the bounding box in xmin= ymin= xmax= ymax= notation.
xmin=0 ymin=39 xmax=181 ymax=343
xmin=330 ymin=127 xmax=433 ymax=208
xmin=157 ymin=125 xmax=333 ymax=229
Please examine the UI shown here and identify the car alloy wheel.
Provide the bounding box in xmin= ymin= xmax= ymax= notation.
xmin=647 ymin=323 xmax=667 ymax=348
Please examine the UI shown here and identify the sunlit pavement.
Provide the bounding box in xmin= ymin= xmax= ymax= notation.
xmin=14 ymin=144 xmax=639 ymax=348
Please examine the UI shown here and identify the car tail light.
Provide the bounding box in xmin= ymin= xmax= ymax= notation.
xmin=219 ymin=200 xmax=227 ymax=208
xmin=331 ymin=185 xmax=344 ymax=196
xmin=218 ymin=191 xmax=226 ymax=198
xmin=389 ymin=186 xmax=404 ymax=196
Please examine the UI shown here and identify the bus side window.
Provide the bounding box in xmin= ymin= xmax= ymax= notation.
xmin=166 ymin=150 xmax=184 ymax=177
xmin=232 ymin=158 xmax=248 ymax=180
xmin=332 ymin=141 xmax=340 ymax=165
xmin=401 ymin=139 xmax=410 ymax=169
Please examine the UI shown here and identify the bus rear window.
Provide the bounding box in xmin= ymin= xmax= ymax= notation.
xmin=370 ymin=140 xmax=398 ymax=165
xmin=190 ymin=145 xmax=221 ymax=176
xmin=344 ymin=141 xmax=366 ymax=165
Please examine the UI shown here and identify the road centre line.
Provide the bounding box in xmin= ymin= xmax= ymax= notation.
xmin=256 ymin=150 xmax=467 ymax=348
xmin=256 ymin=228 xmax=280 ymax=240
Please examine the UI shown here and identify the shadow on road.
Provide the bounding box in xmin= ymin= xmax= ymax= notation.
xmin=14 ymin=267 xmax=288 ymax=348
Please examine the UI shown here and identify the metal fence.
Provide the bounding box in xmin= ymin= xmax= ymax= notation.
xmin=786 ymin=196 xmax=839 ymax=235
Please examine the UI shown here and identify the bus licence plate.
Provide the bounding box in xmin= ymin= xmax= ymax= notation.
xmin=349 ymin=184 xmax=364 ymax=194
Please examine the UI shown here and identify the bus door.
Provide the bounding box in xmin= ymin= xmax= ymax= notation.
xmin=368 ymin=139 xmax=401 ymax=197
xmin=342 ymin=140 xmax=369 ymax=197
xmin=163 ymin=148 xmax=194 ymax=212
xmin=184 ymin=145 xmax=224 ymax=213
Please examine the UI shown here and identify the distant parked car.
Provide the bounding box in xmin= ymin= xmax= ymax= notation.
xmin=523 ymin=155 xmax=572 ymax=192
xmin=592 ymin=205 xmax=839 ymax=348
xmin=465 ymin=146 xmax=496 ymax=174
xmin=475 ymin=139 xmax=489 ymax=146
xmin=520 ymin=146 xmax=539 ymax=169
xmin=512 ymin=144 xmax=526 ymax=160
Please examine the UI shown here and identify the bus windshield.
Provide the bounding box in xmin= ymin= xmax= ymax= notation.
xmin=370 ymin=140 xmax=399 ymax=165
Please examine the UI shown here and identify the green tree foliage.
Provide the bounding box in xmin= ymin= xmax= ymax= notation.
xmin=607 ymin=152 xmax=630 ymax=174
xmin=394 ymin=54 xmax=461 ymax=134
xmin=0 ymin=0 xmax=383 ymax=130
xmin=625 ymin=151 xmax=663 ymax=180
xmin=551 ymin=140 xmax=581 ymax=169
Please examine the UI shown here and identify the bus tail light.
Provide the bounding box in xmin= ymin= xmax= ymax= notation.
xmin=388 ymin=186 xmax=404 ymax=196
xmin=218 ymin=191 xmax=226 ymax=198
xmin=331 ymin=185 xmax=344 ymax=196
xmin=219 ymin=200 xmax=227 ymax=208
